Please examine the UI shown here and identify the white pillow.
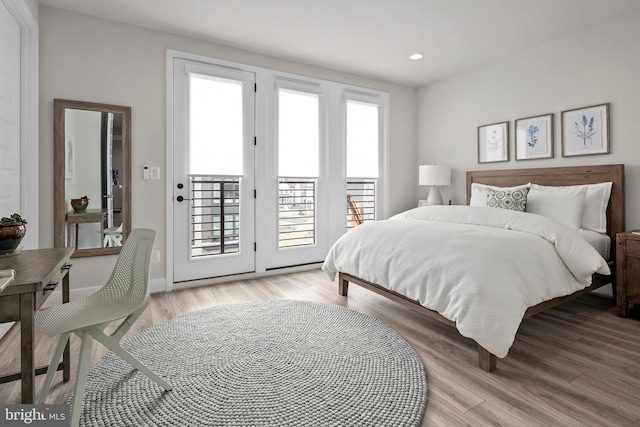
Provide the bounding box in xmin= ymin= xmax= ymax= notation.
xmin=526 ymin=185 xmax=587 ymax=229
xmin=581 ymin=182 xmax=613 ymax=232
xmin=530 ymin=182 xmax=612 ymax=233
xmin=470 ymin=183 xmax=531 ymax=207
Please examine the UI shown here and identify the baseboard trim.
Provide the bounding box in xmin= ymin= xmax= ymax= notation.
xmin=171 ymin=263 xmax=323 ymax=291
xmin=149 ymin=278 xmax=167 ymax=294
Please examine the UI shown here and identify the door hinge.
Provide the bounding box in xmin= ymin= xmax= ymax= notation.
xmin=254 ymin=189 xmax=257 ymax=198
xmin=254 ymin=136 xmax=257 ymax=146
xmin=254 ymin=83 xmax=257 ymax=92
xmin=254 ymin=242 xmax=257 ymax=251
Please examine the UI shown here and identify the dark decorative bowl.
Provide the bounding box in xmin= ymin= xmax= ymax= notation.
xmin=71 ymin=198 xmax=89 ymax=212
xmin=0 ymin=224 xmax=26 ymax=255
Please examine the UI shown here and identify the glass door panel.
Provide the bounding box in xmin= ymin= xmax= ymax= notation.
xmin=173 ymin=60 xmax=255 ymax=282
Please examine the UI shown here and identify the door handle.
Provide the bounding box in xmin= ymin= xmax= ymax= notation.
xmin=176 ymin=184 xmax=190 ymax=202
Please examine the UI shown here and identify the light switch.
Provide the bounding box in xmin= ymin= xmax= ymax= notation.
xmin=150 ymin=167 xmax=161 ymax=180
xmin=143 ymin=166 xmax=150 ymax=180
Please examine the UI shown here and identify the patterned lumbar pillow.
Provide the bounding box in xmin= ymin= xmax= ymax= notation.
xmin=486 ymin=187 xmax=529 ymax=212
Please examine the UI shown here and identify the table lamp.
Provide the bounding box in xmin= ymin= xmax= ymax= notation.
xmin=419 ymin=164 xmax=451 ymax=205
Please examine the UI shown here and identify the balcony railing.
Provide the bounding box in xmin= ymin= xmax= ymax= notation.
xmin=188 ymin=177 xmax=373 ymax=256
xmin=347 ymin=179 xmax=376 ymax=229
xmin=190 ymin=176 xmax=240 ymax=257
xmin=278 ymin=178 xmax=316 ymax=248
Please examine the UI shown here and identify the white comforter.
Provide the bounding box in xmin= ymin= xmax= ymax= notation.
xmin=322 ymin=205 xmax=610 ymax=358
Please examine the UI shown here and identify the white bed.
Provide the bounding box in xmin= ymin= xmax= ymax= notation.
xmin=323 ymin=205 xmax=609 ymax=358
xmin=323 ymin=164 xmax=625 ymax=371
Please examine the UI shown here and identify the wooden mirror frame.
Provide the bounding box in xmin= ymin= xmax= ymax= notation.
xmin=53 ymin=99 xmax=131 ymax=258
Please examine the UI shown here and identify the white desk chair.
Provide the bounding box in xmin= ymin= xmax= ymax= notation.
xmin=35 ymin=229 xmax=172 ymax=427
xmin=102 ymin=223 xmax=123 ymax=247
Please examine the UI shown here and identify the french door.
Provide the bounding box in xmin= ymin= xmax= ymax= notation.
xmin=261 ymin=79 xmax=328 ymax=269
xmin=172 ymin=60 xmax=256 ymax=282
xmin=170 ymin=54 xmax=387 ymax=284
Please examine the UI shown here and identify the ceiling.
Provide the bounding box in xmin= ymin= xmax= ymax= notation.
xmin=38 ymin=0 xmax=640 ymax=87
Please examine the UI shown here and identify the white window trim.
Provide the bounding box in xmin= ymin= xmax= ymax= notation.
xmin=3 ymin=0 xmax=39 ymax=249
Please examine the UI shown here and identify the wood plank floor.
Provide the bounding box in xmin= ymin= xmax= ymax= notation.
xmin=1 ymin=269 xmax=639 ymax=426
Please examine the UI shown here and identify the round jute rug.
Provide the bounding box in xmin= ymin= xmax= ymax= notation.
xmin=78 ymin=299 xmax=427 ymax=426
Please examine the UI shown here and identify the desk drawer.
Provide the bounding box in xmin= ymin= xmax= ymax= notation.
xmin=35 ymin=263 xmax=70 ymax=310
xmin=0 ymin=265 xmax=69 ymax=321
xmin=35 ymin=281 xmax=59 ymax=310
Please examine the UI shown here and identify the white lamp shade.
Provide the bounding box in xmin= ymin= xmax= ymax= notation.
xmin=419 ymin=165 xmax=451 ymax=186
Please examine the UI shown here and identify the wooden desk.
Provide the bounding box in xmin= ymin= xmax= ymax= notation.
xmin=0 ymin=247 xmax=74 ymax=403
xmin=67 ymin=209 xmax=106 ymax=249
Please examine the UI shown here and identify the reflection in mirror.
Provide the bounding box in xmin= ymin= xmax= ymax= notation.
xmin=65 ymin=109 xmax=124 ymax=248
xmin=54 ymin=99 xmax=131 ymax=258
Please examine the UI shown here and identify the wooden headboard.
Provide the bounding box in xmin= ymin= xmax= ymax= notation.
xmin=466 ymin=164 xmax=625 ymax=260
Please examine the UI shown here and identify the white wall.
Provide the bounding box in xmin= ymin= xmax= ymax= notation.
xmin=38 ymin=6 xmax=417 ymax=293
xmin=417 ymin=10 xmax=640 ymax=233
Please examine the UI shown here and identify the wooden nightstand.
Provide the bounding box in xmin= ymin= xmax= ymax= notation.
xmin=616 ymin=231 xmax=640 ymax=317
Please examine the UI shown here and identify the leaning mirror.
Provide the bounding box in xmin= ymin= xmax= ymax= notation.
xmin=54 ymin=99 xmax=131 ymax=257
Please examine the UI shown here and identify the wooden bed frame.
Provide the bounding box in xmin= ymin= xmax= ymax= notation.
xmin=338 ymin=164 xmax=625 ymax=372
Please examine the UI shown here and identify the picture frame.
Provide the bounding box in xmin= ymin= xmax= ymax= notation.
xmin=515 ymin=113 xmax=553 ymax=160
xmin=561 ymin=103 xmax=609 ymax=157
xmin=477 ymin=121 xmax=509 ymax=163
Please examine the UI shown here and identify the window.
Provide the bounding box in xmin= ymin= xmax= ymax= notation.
xmin=187 ymin=72 xmax=246 ymax=258
xmin=278 ymin=88 xmax=319 ymax=177
xmin=346 ymin=98 xmax=381 ymax=228
xmin=188 ymin=74 xmax=244 ymax=176
xmin=277 ymin=87 xmax=320 ymax=248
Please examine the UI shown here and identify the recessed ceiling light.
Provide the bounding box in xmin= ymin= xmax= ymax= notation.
xmin=409 ymin=53 xmax=424 ymax=60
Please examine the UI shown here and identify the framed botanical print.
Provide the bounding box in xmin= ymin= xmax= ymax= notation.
xmin=515 ymin=113 xmax=553 ymax=160
xmin=477 ymin=121 xmax=509 ymax=163
xmin=561 ymin=103 xmax=609 ymax=157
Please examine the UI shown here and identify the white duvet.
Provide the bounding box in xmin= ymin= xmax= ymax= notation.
xmin=322 ymin=205 xmax=610 ymax=358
